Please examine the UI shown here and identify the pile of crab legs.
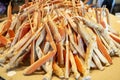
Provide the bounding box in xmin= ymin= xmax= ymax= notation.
xmin=0 ymin=0 xmax=120 ymax=80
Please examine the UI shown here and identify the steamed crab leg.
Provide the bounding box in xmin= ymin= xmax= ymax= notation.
xmin=84 ymin=40 xmax=95 ymax=77
xmin=35 ymin=28 xmax=46 ymax=58
xmin=42 ymin=58 xmax=53 ymax=80
xmin=65 ymin=29 xmax=70 ymax=79
xmin=23 ymin=21 xmax=57 ymax=75
xmin=47 ymin=15 xmax=66 ymax=68
xmin=10 ymin=22 xmax=30 ymax=47
xmin=96 ymin=34 xmax=112 ymax=64
xmin=42 ymin=39 xmax=53 ymax=80
xmin=0 ymin=30 xmax=32 ymax=63
xmin=77 ymin=20 xmax=104 ymax=70
xmin=77 ymin=34 xmax=85 ymax=54
xmin=70 ymin=50 xmax=80 ymax=79
xmin=4 ymin=25 xmax=43 ymax=70
xmin=57 ymin=24 xmax=65 ymax=67
xmin=85 ymin=26 xmax=110 ymax=66
xmin=79 ymin=16 xmax=119 ymax=56
xmin=68 ymin=25 xmax=85 ymax=58
xmin=4 ymin=45 xmax=31 ymax=70
xmin=74 ymin=54 xmax=85 ymax=75
xmin=52 ymin=61 xmax=64 ymax=78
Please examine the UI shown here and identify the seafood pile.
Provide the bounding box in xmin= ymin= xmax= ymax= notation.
xmin=0 ymin=0 xmax=120 ymax=80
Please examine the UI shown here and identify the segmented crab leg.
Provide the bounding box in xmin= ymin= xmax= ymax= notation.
xmin=4 ymin=45 xmax=31 ymax=70
xmin=19 ymin=6 xmax=35 ymax=21
xmin=70 ymin=50 xmax=80 ymax=79
xmin=96 ymin=35 xmax=112 ymax=64
xmin=94 ymin=47 xmax=110 ymax=66
xmin=48 ymin=15 xmax=62 ymax=42
xmin=68 ymin=25 xmax=85 ymax=58
xmin=97 ymin=32 xmax=111 ymax=53
xmin=80 ymin=16 xmax=119 ymax=56
xmin=42 ymin=39 xmax=53 ymax=80
xmin=76 ymin=19 xmax=104 ymax=70
xmin=57 ymin=25 xmax=65 ymax=67
xmin=0 ymin=30 xmax=32 ymax=63
xmin=84 ymin=40 xmax=95 ymax=77
xmin=35 ymin=28 xmax=46 ymax=58
xmin=23 ymin=22 xmax=56 ymax=75
xmin=63 ymin=12 xmax=78 ymax=33
xmin=11 ymin=22 xmax=30 ymax=47
xmin=85 ymin=26 xmax=110 ymax=66
xmin=65 ymin=30 xmax=70 ymax=79
xmin=77 ymin=34 xmax=85 ymax=54
xmin=5 ymin=25 xmax=42 ymax=69
xmin=93 ymin=52 xmax=104 ymax=70
xmin=74 ymin=54 xmax=85 ymax=75
xmin=18 ymin=23 xmax=30 ymax=41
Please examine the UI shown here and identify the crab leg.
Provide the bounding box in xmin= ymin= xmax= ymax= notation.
xmin=48 ymin=15 xmax=62 ymax=42
xmin=68 ymin=25 xmax=85 ymax=58
xmin=111 ymin=38 xmax=120 ymax=52
xmin=74 ymin=54 xmax=85 ymax=75
xmin=97 ymin=33 xmax=111 ymax=53
xmin=4 ymin=45 xmax=31 ymax=70
xmin=109 ymin=32 xmax=120 ymax=43
xmin=5 ymin=25 xmax=43 ymax=69
xmin=56 ymin=25 xmax=65 ymax=67
xmin=85 ymin=26 xmax=110 ymax=66
xmin=77 ymin=20 xmax=105 ymax=70
xmin=1 ymin=20 xmax=11 ymax=35
xmin=19 ymin=6 xmax=35 ymax=21
xmin=93 ymin=47 xmax=110 ymax=66
xmin=80 ymin=16 xmax=119 ymax=56
xmin=65 ymin=30 xmax=70 ymax=79
xmin=43 ymin=41 xmax=50 ymax=54
xmin=92 ymin=52 xmax=104 ymax=70
xmin=0 ymin=35 xmax=10 ymax=47
xmin=0 ymin=30 xmax=32 ymax=63
xmin=35 ymin=28 xmax=46 ymax=58
xmin=70 ymin=51 xmax=80 ymax=79
xmin=96 ymin=33 xmax=112 ymax=64
xmin=63 ymin=12 xmax=78 ymax=33
xmin=30 ymin=39 xmax=36 ymax=64
xmin=23 ymin=22 xmax=56 ymax=75
xmin=84 ymin=40 xmax=95 ymax=77
xmin=47 ymin=15 xmax=66 ymax=67
xmin=11 ymin=22 xmax=30 ymax=47
xmin=42 ymin=58 xmax=53 ymax=80
xmin=18 ymin=23 xmax=30 ymax=40
xmin=90 ymin=60 xmax=97 ymax=69
xmin=52 ymin=61 xmax=64 ymax=78
xmin=42 ymin=40 xmax=53 ymax=80
xmin=77 ymin=34 xmax=85 ymax=54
